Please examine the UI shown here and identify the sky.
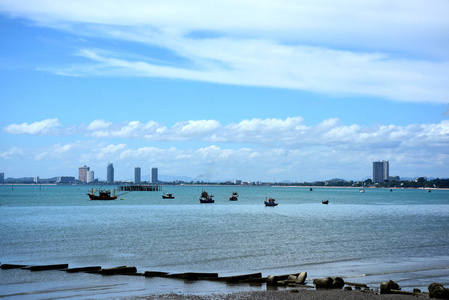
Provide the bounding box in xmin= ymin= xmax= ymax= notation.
xmin=0 ymin=0 xmax=448 ymax=182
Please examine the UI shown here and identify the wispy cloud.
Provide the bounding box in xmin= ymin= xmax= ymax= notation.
xmin=1 ymin=0 xmax=448 ymax=103
xmin=2 ymin=118 xmax=61 ymax=135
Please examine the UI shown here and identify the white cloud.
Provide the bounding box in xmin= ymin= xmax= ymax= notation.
xmin=2 ymin=130 xmax=448 ymax=181
xmin=4 ymin=118 xmax=449 ymax=152
xmin=87 ymin=119 xmax=112 ymax=130
xmin=1 ymin=0 xmax=448 ymax=103
xmin=172 ymin=120 xmax=221 ymax=137
xmin=70 ymin=45 xmax=449 ymax=103
xmin=2 ymin=118 xmax=60 ymax=135
xmin=95 ymin=144 xmax=127 ymax=160
xmin=0 ymin=147 xmax=24 ymax=159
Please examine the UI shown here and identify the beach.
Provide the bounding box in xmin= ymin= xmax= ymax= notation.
xmin=131 ymin=290 xmax=426 ymax=300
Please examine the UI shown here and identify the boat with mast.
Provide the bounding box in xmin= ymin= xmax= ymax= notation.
xmin=229 ymin=191 xmax=238 ymax=201
xmin=87 ymin=188 xmax=118 ymax=200
xmin=264 ymin=197 xmax=278 ymax=206
xmin=162 ymin=193 xmax=175 ymax=199
xmin=199 ymin=191 xmax=214 ymax=203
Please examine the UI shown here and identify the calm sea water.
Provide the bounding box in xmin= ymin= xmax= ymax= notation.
xmin=0 ymin=185 xmax=448 ymax=298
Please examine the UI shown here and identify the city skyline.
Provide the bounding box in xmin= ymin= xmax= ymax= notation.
xmin=3 ymin=159 xmax=443 ymax=184
xmin=0 ymin=1 xmax=448 ymax=182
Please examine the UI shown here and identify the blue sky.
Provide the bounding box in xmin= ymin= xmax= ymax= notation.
xmin=1 ymin=0 xmax=448 ymax=182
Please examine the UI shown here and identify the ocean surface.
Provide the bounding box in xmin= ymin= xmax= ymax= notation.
xmin=0 ymin=185 xmax=448 ymax=299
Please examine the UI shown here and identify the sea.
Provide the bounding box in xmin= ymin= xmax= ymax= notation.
xmin=0 ymin=184 xmax=448 ymax=299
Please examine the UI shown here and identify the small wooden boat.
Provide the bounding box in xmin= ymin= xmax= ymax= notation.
xmin=199 ymin=191 xmax=214 ymax=203
xmin=87 ymin=188 xmax=118 ymax=200
xmin=162 ymin=193 xmax=175 ymax=199
xmin=229 ymin=191 xmax=238 ymax=201
xmin=264 ymin=198 xmax=278 ymax=206
xmin=322 ymin=200 xmax=329 ymax=205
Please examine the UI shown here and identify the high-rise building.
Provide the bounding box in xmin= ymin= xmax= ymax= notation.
xmin=87 ymin=171 xmax=95 ymax=183
xmin=150 ymin=167 xmax=158 ymax=183
xmin=0 ymin=172 xmax=4 ymax=183
xmin=373 ymin=160 xmax=389 ymax=183
xmin=107 ymin=163 xmax=114 ymax=183
xmin=78 ymin=165 xmax=89 ymax=183
xmin=134 ymin=167 xmax=141 ymax=184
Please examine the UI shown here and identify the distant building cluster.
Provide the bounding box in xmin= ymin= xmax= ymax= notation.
xmin=77 ymin=164 xmax=158 ymax=184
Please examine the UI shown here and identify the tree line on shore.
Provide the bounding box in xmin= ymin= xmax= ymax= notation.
xmin=2 ymin=177 xmax=449 ymax=189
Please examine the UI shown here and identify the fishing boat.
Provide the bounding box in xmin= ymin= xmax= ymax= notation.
xmin=162 ymin=193 xmax=175 ymax=199
xmin=322 ymin=200 xmax=329 ymax=204
xmin=199 ymin=191 xmax=214 ymax=203
xmin=264 ymin=197 xmax=278 ymax=206
xmin=229 ymin=191 xmax=238 ymax=201
xmin=87 ymin=188 xmax=118 ymax=200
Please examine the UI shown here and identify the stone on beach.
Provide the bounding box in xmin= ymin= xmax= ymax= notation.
xmin=313 ymin=277 xmax=345 ymax=289
xmin=429 ymin=282 xmax=449 ymax=299
xmin=266 ymin=272 xmax=307 ymax=286
xmin=296 ymin=271 xmax=307 ymax=284
xmin=380 ymin=280 xmax=400 ymax=294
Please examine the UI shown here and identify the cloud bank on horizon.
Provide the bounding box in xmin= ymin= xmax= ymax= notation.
xmin=1 ymin=0 xmax=448 ymax=103
xmin=2 ymin=117 xmax=448 ymax=181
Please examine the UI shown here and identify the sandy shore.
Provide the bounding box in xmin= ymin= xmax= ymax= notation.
xmin=131 ymin=289 xmax=426 ymax=300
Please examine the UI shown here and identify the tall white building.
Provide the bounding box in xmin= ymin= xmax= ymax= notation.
xmin=373 ymin=160 xmax=389 ymax=183
xmin=134 ymin=167 xmax=141 ymax=184
xmin=78 ymin=165 xmax=89 ymax=183
xmin=150 ymin=167 xmax=158 ymax=183
xmin=87 ymin=171 xmax=95 ymax=183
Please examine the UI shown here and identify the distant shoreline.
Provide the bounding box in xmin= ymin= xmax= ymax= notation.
xmin=278 ymin=185 xmax=449 ymax=190
xmin=1 ymin=183 xmax=448 ymax=190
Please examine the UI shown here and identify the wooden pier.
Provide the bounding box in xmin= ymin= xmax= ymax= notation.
xmin=118 ymin=185 xmax=161 ymax=192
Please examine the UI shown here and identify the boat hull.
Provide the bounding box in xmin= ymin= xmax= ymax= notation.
xmin=199 ymin=199 xmax=214 ymax=203
xmin=264 ymin=201 xmax=278 ymax=206
xmin=88 ymin=194 xmax=117 ymax=200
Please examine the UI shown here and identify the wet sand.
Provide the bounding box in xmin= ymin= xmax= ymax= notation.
xmin=132 ymin=290 xmax=426 ymax=299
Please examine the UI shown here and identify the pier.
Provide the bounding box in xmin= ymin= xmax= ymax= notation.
xmin=118 ymin=184 xmax=162 ymax=192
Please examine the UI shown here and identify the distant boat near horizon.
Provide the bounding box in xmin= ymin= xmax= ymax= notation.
xmin=264 ymin=197 xmax=278 ymax=206
xmin=162 ymin=193 xmax=175 ymax=199
xmin=87 ymin=188 xmax=118 ymax=200
xmin=199 ymin=191 xmax=214 ymax=203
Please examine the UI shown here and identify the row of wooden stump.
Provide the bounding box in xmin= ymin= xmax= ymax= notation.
xmin=1 ymin=263 xmax=448 ymax=298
